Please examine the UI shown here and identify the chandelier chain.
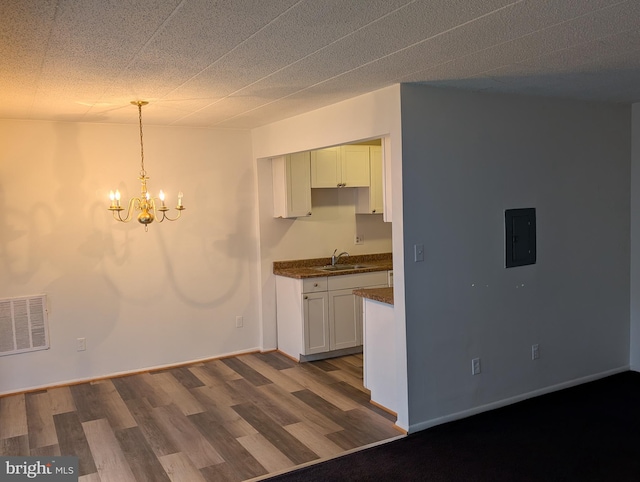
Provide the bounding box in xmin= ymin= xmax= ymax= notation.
xmin=138 ymin=102 xmax=146 ymax=178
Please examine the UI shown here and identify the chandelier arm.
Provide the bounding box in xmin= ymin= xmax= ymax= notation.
xmin=111 ymin=197 xmax=139 ymax=223
xmin=157 ymin=208 xmax=185 ymax=222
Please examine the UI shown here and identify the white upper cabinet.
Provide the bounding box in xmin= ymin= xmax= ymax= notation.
xmin=355 ymin=146 xmax=384 ymax=214
xmin=339 ymin=145 xmax=371 ymax=187
xmin=272 ymin=152 xmax=312 ymax=218
xmin=310 ymin=146 xmax=370 ymax=188
xmin=310 ymin=147 xmax=340 ymax=188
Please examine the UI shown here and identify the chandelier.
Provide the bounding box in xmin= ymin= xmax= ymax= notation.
xmin=108 ymin=100 xmax=184 ymax=231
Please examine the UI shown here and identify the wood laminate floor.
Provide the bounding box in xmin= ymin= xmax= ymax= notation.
xmin=0 ymin=352 xmax=402 ymax=481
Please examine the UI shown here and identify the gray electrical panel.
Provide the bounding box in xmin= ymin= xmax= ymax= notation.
xmin=505 ymin=208 xmax=536 ymax=268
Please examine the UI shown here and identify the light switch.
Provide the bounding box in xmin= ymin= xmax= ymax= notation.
xmin=414 ymin=244 xmax=424 ymax=262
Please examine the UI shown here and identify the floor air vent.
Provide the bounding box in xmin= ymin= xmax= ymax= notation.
xmin=0 ymin=295 xmax=49 ymax=356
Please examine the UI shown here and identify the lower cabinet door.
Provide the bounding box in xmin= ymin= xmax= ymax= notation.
xmin=303 ymin=292 xmax=329 ymax=354
xmin=329 ymin=288 xmax=361 ymax=351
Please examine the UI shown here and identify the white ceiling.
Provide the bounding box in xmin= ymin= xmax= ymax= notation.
xmin=2 ymin=0 xmax=640 ymax=129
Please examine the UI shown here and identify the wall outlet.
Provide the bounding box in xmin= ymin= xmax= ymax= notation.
xmin=471 ymin=357 xmax=481 ymax=375
xmin=77 ymin=337 xmax=86 ymax=352
xmin=235 ymin=316 xmax=243 ymax=328
xmin=354 ymin=234 xmax=364 ymax=245
xmin=532 ymin=344 xmax=539 ymax=360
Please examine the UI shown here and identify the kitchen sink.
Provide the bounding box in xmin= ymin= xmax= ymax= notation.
xmin=315 ymin=264 xmax=372 ymax=271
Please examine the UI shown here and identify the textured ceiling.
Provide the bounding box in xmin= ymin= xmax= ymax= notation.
xmin=2 ymin=0 xmax=640 ymax=129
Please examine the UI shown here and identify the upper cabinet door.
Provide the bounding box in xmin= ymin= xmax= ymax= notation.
xmin=340 ymin=145 xmax=370 ymax=187
xmin=355 ymin=146 xmax=383 ymax=214
xmin=272 ymin=152 xmax=312 ymax=218
xmin=310 ymin=145 xmax=370 ymax=188
xmin=310 ymin=147 xmax=341 ymax=188
xmin=369 ymin=146 xmax=384 ymax=213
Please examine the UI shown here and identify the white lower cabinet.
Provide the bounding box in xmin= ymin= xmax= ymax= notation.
xmin=329 ymin=288 xmax=362 ymax=351
xmin=303 ymin=291 xmax=329 ymax=354
xmin=276 ymin=271 xmax=388 ymax=360
xmin=362 ymin=298 xmax=397 ymax=413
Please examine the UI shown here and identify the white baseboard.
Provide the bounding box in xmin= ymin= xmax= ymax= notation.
xmin=408 ymin=365 xmax=630 ymax=434
xmin=0 ymin=346 xmax=262 ymax=397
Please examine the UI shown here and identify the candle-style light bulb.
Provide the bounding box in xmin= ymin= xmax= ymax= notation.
xmin=115 ymin=190 xmax=121 ymax=207
xmin=159 ymin=190 xmax=165 ymax=203
xmin=177 ymin=191 xmax=183 ymax=208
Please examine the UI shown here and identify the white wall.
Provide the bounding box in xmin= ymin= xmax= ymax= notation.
xmin=0 ymin=119 xmax=260 ymax=394
xmin=252 ymin=85 xmax=401 ymax=159
xmin=400 ymin=85 xmax=630 ymax=431
xmin=631 ymin=103 xmax=640 ymax=370
xmin=258 ymin=171 xmax=393 ymax=261
xmin=251 ymin=85 xmax=410 ymax=429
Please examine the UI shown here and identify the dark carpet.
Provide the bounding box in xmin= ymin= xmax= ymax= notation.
xmin=266 ymin=371 xmax=640 ymax=481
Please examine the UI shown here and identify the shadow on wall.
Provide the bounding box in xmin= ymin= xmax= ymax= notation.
xmin=96 ymin=155 xmax=256 ymax=310
xmin=0 ymin=184 xmax=56 ymax=285
xmin=0 ymin=122 xmax=122 ymax=344
xmin=49 ymin=122 xmax=121 ymax=340
xmin=2 ymin=121 xmax=256 ymax=322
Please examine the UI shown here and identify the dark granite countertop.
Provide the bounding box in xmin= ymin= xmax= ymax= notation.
xmin=353 ymin=287 xmax=394 ymax=305
xmin=273 ymin=253 xmax=392 ymax=279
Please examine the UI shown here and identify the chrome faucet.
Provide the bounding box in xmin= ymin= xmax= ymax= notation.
xmin=331 ymin=249 xmax=349 ymax=266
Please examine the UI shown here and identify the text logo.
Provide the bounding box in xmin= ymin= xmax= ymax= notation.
xmin=0 ymin=457 xmax=78 ymax=481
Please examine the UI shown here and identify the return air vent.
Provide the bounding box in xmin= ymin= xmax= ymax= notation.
xmin=0 ymin=295 xmax=49 ymax=356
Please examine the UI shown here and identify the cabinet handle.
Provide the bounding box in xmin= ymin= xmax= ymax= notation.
xmin=314 ymin=283 xmax=318 ymax=287
xmin=304 ymin=296 xmax=308 ymax=300
xmin=372 ymin=209 xmax=376 ymax=213
xmin=307 ymin=211 xmax=312 ymax=215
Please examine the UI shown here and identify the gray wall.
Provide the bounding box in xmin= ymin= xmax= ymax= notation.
xmin=631 ymin=103 xmax=640 ymax=370
xmin=400 ymin=84 xmax=630 ymax=429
